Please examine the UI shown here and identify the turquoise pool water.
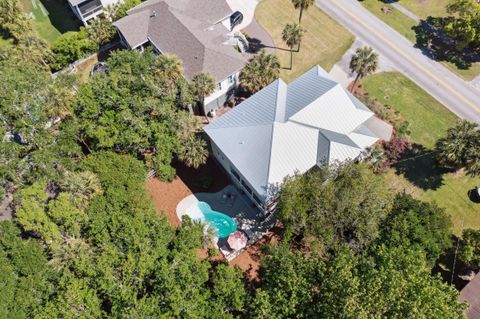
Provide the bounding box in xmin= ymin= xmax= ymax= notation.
xmin=197 ymin=202 xmax=237 ymax=238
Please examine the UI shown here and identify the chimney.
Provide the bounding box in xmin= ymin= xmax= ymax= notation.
xmin=150 ymin=10 xmax=156 ymax=18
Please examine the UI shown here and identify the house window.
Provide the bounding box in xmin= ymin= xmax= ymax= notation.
xmin=228 ymin=75 xmax=235 ymax=84
xmin=230 ymin=167 xmax=240 ymax=180
xmin=252 ymin=193 xmax=262 ymax=206
xmin=216 ymin=82 xmax=222 ymax=91
xmin=241 ymin=180 xmax=252 ymax=194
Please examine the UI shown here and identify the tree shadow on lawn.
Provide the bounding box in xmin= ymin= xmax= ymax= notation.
xmin=39 ymin=0 xmax=81 ymax=34
xmin=392 ymin=143 xmax=454 ymax=191
xmin=432 ymin=236 xmax=472 ymax=291
xmin=247 ymin=37 xmax=291 ymax=54
xmin=412 ymin=17 xmax=480 ymax=70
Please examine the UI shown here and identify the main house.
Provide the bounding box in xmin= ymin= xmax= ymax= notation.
xmin=204 ymin=66 xmax=393 ymax=212
xmin=113 ymin=0 xmax=248 ymax=114
xmin=68 ymin=0 xmax=120 ymax=25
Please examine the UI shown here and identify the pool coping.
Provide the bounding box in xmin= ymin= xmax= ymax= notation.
xmin=176 ymin=185 xmax=277 ymax=261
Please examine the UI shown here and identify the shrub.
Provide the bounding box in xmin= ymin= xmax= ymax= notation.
xmin=382 ymin=136 xmax=410 ymax=163
xmin=355 ymin=93 xmax=411 ymax=139
xmin=459 ymin=229 xmax=480 ymax=269
xmin=208 ymin=247 xmax=218 ymax=257
xmin=51 ymin=30 xmax=98 ymax=71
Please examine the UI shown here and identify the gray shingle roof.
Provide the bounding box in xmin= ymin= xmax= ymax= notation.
xmin=205 ymin=66 xmax=393 ymax=200
xmin=460 ymin=272 xmax=480 ymax=319
xmin=113 ymin=0 xmax=246 ymax=81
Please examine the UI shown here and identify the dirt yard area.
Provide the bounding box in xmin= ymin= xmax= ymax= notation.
xmin=145 ymin=158 xmax=230 ymax=227
xmin=230 ymin=225 xmax=282 ymax=283
xmin=145 ymin=158 xmax=283 ymax=283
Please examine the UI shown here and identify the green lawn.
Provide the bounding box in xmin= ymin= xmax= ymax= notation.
xmin=0 ymin=37 xmax=13 ymax=50
xmin=441 ymin=61 xmax=480 ymax=81
xmin=400 ymin=0 xmax=450 ymax=19
xmin=21 ymin=0 xmax=80 ymax=44
xmin=362 ymin=72 xmax=480 ymax=235
xmin=360 ymin=0 xmax=417 ymax=43
xmin=360 ymin=0 xmax=480 ymax=80
xmin=362 ymin=72 xmax=458 ymax=149
xmin=255 ymin=0 xmax=354 ymax=82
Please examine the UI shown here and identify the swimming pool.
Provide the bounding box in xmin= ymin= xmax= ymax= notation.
xmin=197 ymin=202 xmax=237 ymax=238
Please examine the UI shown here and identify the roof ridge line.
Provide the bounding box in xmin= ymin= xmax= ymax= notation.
xmin=165 ymin=6 xmax=206 ymax=55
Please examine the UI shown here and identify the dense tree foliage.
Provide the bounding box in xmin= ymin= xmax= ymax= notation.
xmin=445 ymin=0 xmax=480 ymax=50
xmin=458 ymin=228 xmax=480 ymax=269
xmin=73 ymin=49 xmax=207 ymax=180
xmin=0 ymin=58 xmax=80 ymax=199
xmin=50 ymin=30 xmax=98 ymax=70
xmin=0 ymin=221 xmax=54 ymax=318
xmin=0 ymin=26 xmax=468 ymax=318
xmin=0 ymin=0 xmax=53 ymax=69
xmin=3 ymin=152 xmax=248 ymax=318
xmin=252 ymin=243 xmax=465 ymax=318
xmin=0 ymin=0 xmax=32 ymax=41
xmin=435 ymin=120 xmax=480 ymax=176
xmin=379 ymin=193 xmax=453 ymax=265
xmin=86 ymin=17 xmax=116 ymax=45
xmin=277 ymin=162 xmax=393 ymax=251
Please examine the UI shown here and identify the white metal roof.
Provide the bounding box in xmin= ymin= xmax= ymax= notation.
xmin=204 ymin=65 xmax=393 ymax=199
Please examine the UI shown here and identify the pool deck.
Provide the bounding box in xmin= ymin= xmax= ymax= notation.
xmin=176 ymin=185 xmax=277 ymax=261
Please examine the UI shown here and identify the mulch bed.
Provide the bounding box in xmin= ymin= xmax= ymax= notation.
xmin=145 ymin=158 xmax=230 ymax=227
xmin=230 ymin=225 xmax=283 ymax=284
xmin=145 ymin=158 xmax=283 ymax=283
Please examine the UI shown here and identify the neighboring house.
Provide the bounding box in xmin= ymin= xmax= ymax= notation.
xmin=68 ymin=0 xmax=120 ymax=25
xmin=204 ymin=66 xmax=393 ymax=212
xmin=460 ymin=272 xmax=480 ymax=319
xmin=113 ymin=0 xmax=248 ymax=114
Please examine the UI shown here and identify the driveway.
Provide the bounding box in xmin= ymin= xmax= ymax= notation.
xmin=226 ymin=0 xmax=275 ymax=58
xmin=242 ymin=18 xmax=275 ymax=57
xmin=329 ymin=39 xmax=396 ymax=89
xmin=317 ymin=0 xmax=480 ymax=123
xmin=226 ymin=0 xmax=259 ymax=31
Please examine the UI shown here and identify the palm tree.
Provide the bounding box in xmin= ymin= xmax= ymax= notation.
xmin=349 ymin=46 xmax=379 ymax=93
xmin=292 ymin=0 xmax=314 ymax=24
xmin=191 ymin=72 xmax=216 ymax=120
xmin=200 ymin=222 xmax=217 ymax=249
xmin=86 ymin=17 xmax=115 ymax=45
xmin=177 ymin=112 xmax=202 ymax=141
xmin=435 ymin=120 xmax=480 ymax=176
xmin=282 ymin=23 xmax=304 ymax=70
xmin=59 ymin=171 xmax=103 ymax=205
xmin=177 ymin=135 xmax=209 ymax=169
xmin=154 ymin=54 xmax=184 ymax=94
xmin=49 ymin=237 xmax=91 ymax=273
xmin=240 ymin=50 xmax=280 ymax=94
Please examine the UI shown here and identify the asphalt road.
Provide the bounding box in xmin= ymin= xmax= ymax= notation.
xmin=317 ymin=0 xmax=480 ymax=124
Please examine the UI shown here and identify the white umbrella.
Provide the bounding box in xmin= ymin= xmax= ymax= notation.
xmin=227 ymin=230 xmax=247 ymax=251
